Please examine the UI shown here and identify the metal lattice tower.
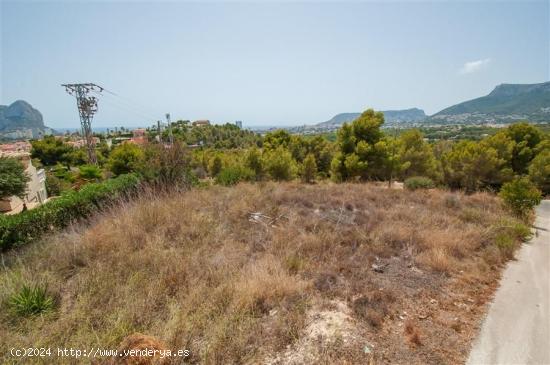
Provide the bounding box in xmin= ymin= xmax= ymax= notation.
xmin=62 ymin=83 xmax=103 ymax=164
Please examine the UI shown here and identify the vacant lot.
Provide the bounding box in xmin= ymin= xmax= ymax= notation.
xmin=0 ymin=182 xmax=530 ymax=364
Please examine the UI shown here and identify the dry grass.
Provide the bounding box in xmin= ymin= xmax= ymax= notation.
xmin=0 ymin=182 xmax=529 ymax=364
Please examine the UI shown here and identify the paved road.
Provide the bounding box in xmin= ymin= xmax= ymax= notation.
xmin=467 ymin=200 xmax=550 ymax=365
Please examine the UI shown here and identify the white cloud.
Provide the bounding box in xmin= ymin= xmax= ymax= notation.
xmin=460 ymin=58 xmax=491 ymax=74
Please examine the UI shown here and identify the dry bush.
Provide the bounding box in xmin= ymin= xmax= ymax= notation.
xmin=417 ymin=247 xmax=452 ymax=273
xmin=0 ymin=182 xmax=526 ymax=365
xmin=352 ymin=290 xmax=396 ymax=329
xmin=404 ymin=320 xmax=422 ymax=346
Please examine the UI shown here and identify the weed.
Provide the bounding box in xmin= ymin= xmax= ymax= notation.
xmin=285 ymin=254 xmax=304 ymax=274
xmin=494 ymin=232 xmax=516 ymax=259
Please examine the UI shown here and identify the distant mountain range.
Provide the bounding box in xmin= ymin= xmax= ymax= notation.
xmin=0 ymin=100 xmax=53 ymax=139
xmin=316 ymin=81 xmax=550 ymax=128
xmin=2 ymin=81 xmax=548 ymax=140
xmin=427 ymin=81 xmax=550 ymax=124
xmin=317 ymin=108 xmax=426 ymax=127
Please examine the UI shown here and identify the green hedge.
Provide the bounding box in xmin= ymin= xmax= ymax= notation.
xmin=0 ymin=174 xmax=140 ymax=251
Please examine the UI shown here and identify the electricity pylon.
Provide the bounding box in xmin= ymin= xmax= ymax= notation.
xmin=62 ymin=83 xmax=103 ymax=164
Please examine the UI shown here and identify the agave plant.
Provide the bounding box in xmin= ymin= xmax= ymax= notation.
xmin=8 ymin=284 xmax=55 ymax=317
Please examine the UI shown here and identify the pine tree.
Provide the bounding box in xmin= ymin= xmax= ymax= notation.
xmin=302 ymin=153 xmax=317 ymax=183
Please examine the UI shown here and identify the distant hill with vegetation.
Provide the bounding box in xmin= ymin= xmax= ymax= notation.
xmin=318 ymin=108 xmax=426 ymax=127
xmin=0 ymin=100 xmax=52 ymax=139
xmin=428 ymin=81 xmax=550 ymax=124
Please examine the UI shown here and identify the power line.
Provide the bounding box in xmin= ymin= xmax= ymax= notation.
xmin=95 ymin=87 xmax=161 ymax=121
xmin=62 ymin=83 xmax=103 ymax=164
xmin=91 ymin=91 xmax=157 ymax=126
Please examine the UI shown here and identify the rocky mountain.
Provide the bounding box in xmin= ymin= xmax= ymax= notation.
xmin=0 ymin=100 xmax=52 ymax=139
xmin=317 ymin=108 xmax=426 ymax=127
xmin=427 ymin=82 xmax=550 ymax=124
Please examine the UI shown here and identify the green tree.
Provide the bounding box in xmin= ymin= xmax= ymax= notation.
xmin=305 ymin=135 xmax=333 ymax=175
xmin=288 ymin=135 xmax=308 ymax=162
xmin=264 ymin=146 xmax=295 ymax=181
xmin=442 ymin=140 xmax=509 ymax=192
xmin=301 ymin=153 xmax=317 ymax=183
xmin=66 ymin=148 xmax=88 ymax=167
xmin=245 ymin=147 xmax=264 ymax=180
xmin=528 ymin=150 xmax=550 ymax=195
xmin=330 ymin=109 xmax=387 ymax=181
xmin=380 ymin=137 xmax=408 ymax=186
xmin=398 ymin=129 xmax=439 ymax=180
xmin=108 ymin=143 xmax=144 ymax=176
xmin=503 ymin=122 xmax=543 ymax=174
xmin=0 ymin=157 xmax=29 ymax=199
xmin=499 ymin=178 xmax=542 ymax=218
xmin=263 ymin=129 xmax=292 ymax=151
xmin=330 ymin=123 xmax=356 ymax=181
xmin=31 ymin=136 xmax=73 ymax=166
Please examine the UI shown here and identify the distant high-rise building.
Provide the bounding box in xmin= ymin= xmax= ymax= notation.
xmin=235 ymin=121 xmax=243 ymax=129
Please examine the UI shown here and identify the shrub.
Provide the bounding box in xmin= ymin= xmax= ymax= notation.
xmin=8 ymin=284 xmax=55 ymax=317
xmin=499 ymin=178 xmax=542 ymax=218
xmin=78 ymin=164 xmax=102 ymax=180
xmin=215 ymin=166 xmax=254 ymax=186
xmin=45 ymin=174 xmax=63 ymax=196
xmin=108 ymin=143 xmax=144 ymax=176
xmin=511 ymin=222 xmax=532 ymax=241
xmin=138 ymin=142 xmax=194 ymax=188
xmin=53 ymin=166 xmax=76 ymax=183
xmin=209 ymin=155 xmax=223 ymax=177
xmin=0 ymin=174 xmax=140 ymax=250
xmin=404 ymin=176 xmax=435 ymax=190
xmin=489 ymin=220 xmax=532 ymax=261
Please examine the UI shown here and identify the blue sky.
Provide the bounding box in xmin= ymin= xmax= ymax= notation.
xmin=1 ymin=0 xmax=548 ymax=128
